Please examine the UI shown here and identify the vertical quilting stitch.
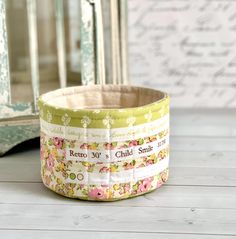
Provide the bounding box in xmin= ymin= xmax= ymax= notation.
xmin=84 ymin=117 xmax=89 ymax=199
xmin=108 ymin=112 xmax=112 ymax=200
xmin=131 ymin=110 xmax=135 ymax=197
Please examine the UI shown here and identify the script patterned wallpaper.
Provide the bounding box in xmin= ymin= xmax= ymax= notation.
xmin=128 ymin=0 xmax=236 ymax=108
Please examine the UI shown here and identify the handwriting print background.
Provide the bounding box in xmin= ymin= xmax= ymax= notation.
xmin=128 ymin=0 xmax=236 ymax=108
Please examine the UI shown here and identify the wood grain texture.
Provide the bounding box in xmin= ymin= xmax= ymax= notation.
xmin=0 ymin=204 xmax=236 ymax=235
xmin=171 ymin=137 xmax=236 ymax=152
xmin=171 ymin=109 xmax=236 ymax=137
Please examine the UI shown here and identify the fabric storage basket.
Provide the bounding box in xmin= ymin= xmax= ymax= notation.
xmin=38 ymin=85 xmax=170 ymax=201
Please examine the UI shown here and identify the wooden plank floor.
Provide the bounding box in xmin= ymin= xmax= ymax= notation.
xmin=0 ymin=109 xmax=236 ymax=239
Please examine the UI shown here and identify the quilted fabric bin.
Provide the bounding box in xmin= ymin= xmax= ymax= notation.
xmin=38 ymin=85 xmax=170 ymax=201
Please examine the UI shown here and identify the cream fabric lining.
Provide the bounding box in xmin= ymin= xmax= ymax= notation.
xmin=42 ymin=85 xmax=166 ymax=110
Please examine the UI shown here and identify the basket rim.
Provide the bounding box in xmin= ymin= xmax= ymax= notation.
xmin=38 ymin=84 xmax=169 ymax=113
xmin=38 ymin=85 xmax=169 ymax=128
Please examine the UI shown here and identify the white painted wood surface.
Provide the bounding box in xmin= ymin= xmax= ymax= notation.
xmin=0 ymin=109 xmax=236 ymax=238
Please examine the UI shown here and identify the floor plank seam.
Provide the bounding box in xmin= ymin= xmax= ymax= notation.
xmin=1 ymin=202 xmax=236 ymax=210
xmin=0 ymin=228 xmax=235 ymax=236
